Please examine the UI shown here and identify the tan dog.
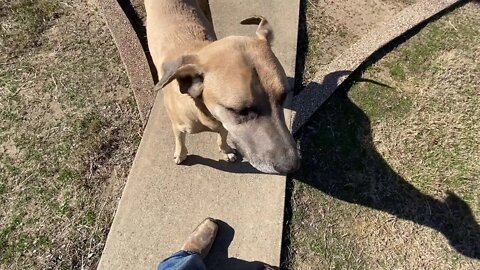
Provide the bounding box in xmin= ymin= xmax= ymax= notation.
xmin=146 ymin=0 xmax=300 ymax=174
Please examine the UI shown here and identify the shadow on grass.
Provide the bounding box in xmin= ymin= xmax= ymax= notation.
xmin=291 ymin=78 xmax=480 ymax=259
xmin=283 ymin=0 xmax=479 ymax=263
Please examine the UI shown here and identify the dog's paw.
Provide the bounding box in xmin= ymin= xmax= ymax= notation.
xmin=220 ymin=146 xmax=237 ymax=162
xmin=224 ymin=152 xmax=237 ymax=162
xmin=174 ymin=153 xmax=187 ymax=164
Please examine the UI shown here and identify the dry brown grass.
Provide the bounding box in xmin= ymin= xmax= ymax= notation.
xmin=298 ymin=0 xmax=412 ymax=85
xmin=0 ymin=0 xmax=141 ymax=268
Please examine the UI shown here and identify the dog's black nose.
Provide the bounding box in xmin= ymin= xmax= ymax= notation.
xmin=274 ymin=150 xmax=300 ymax=174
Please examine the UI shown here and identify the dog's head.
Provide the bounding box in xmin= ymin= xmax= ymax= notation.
xmin=155 ymin=17 xmax=300 ymax=174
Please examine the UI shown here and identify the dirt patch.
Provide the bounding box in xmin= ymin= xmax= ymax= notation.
xmin=298 ymin=0 xmax=412 ymax=85
xmin=0 ymin=0 xmax=141 ymax=269
xmin=289 ymin=2 xmax=479 ymax=269
xmin=321 ymin=0 xmax=406 ymax=35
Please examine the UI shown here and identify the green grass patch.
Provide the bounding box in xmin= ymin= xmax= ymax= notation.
xmin=75 ymin=112 xmax=104 ymax=136
xmin=0 ymin=183 xmax=5 ymax=197
xmin=58 ymin=197 xmax=72 ymax=216
xmin=349 ymin=81 xmax=412 ymax=122
xmin=290 ymin=181 xmax=369 ymax=269
xmin=388 ymin=62 xmax=406 ymax=81
xmin=58 ymin=168 xmax=81 ymax=184
xmin=84 ymin=211 xmax=96 ymax=226
xmin=0 ymin=214 xmax=26 ymax=263
xmin=1 ymin=0 xmax=62 ymax=51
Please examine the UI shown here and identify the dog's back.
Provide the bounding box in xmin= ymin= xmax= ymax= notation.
xmin=145 ymin=0 xmax=215 ymax=70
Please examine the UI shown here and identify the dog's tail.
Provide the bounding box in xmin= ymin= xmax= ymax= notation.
xmin=241 ymin=16 xmax=274 ymax=44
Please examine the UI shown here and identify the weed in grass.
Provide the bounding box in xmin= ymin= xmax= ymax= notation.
xmin=58 ymin=197 xmax=71 ymax=216
xmin=58 ymin=168 xmax=81 ymax=184
xmin=84 ymin=211 xmax=96 ymax=226
xmin=387 ymin=62 xmax=405 ymax=81
xmin=74 ymin=112 xmax=105 ymax=137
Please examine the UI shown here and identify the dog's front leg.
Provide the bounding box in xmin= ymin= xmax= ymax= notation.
xmin=172 ymin=126 xmax=188 ymax=164
xmin=217 ymin=127 xmax=237 ymax=162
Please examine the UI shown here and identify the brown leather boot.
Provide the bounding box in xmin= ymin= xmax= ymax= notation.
xmin=181 ymin=218 xmax=218 ymax=258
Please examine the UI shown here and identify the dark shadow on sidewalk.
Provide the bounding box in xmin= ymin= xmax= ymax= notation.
xmin=292 ymin=0 xmax=309 ymax=95
xmin=205 ymin=220 xmax=279 ymax=270
xmin=182 ymin=155 xmax=262 ymax=174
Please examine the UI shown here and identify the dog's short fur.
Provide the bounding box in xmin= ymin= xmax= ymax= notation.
xmin=146 ymin=0 xmax=299 ymax=174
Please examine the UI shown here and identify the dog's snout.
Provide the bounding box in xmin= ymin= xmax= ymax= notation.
xmin=273 ymin=148 xmax=300 ymax=174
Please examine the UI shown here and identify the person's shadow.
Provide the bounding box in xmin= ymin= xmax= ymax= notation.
xmin=290 ymin=75 xmax=480 ymax=259
xmin=205 ymin=220 xmax=279 ymax=270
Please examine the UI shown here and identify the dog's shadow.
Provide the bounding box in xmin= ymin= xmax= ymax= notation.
xmin=182 ymin=154 xmax=262 ymax=174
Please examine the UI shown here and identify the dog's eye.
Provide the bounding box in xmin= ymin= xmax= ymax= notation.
xmin=226 ymin=106 xmax=254 ymax=115
xmin=226 ymin=106 xmax=257 ymax=122
xmin=279 ymin=92 xmax=287 ymax=104
xmin=238 ymin=108 xmax=249 ymax=116
xmin=238 ymin=107 xmax=257 ymax=117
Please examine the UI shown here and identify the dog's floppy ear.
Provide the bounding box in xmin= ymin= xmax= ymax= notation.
xmin=154 ymin=55 xmax=205 ymax=98
xmin=240 ymin=16 xmax=273 ymax=44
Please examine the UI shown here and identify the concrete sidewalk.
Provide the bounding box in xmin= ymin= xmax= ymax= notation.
xmin=97 ymin=1 xmax=300 ymax=269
